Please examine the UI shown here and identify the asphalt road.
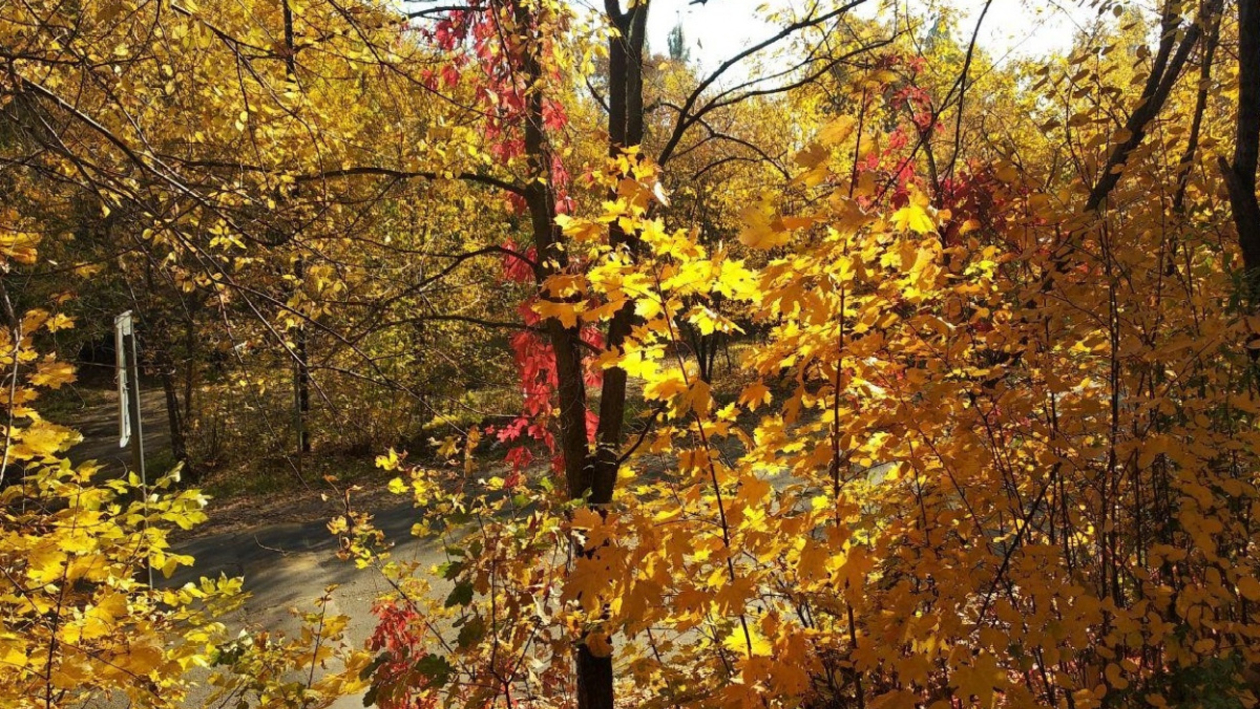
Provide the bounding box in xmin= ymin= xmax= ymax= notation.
xmin=60 ymin=384 xmax=448 ymax=707
xmin=67 ymin=386 xmax=171 ymax=472
xmin=60 ymin=384 xmax=754 ymax=707
xmin=171 ymin=500 xmax=452 ymax=708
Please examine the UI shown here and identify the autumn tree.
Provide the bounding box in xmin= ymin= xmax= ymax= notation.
xmin=11 ymin=2 xmax=1260 ymax=709
xmin=355 ymin=2 xmax=1260 ymax=709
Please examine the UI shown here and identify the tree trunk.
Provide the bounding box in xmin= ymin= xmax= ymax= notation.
xmin=1171 ymin=0 xmax=1221 ymax=215
xmin=514 ymin=20 xmax=607 ymax=704
xmin=592 ymin=1 xmax=648 ymax=507
xmin=514 ymin=2 xmax=651 ymax=704
xmin=160 ymin=365 xmax=188 ymax=470
xmin=520 ymin=2 xmax=652 ymax=707
xmin=295 ymin=257 xmax=311 ymax=455
xmin=282 ymin=0 xmax=311 ymax=455
xmin=1225 ymin=0 xmax=1260 ymax=283
xmin=1085 ymin=0 xmax=1204 ymax=213
xmin=182 ymin=315 xmax=196 ymax=464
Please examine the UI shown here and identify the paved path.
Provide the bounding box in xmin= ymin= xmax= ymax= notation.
xmin=61 ymin=384 xmax=415 ymax=706
xmin=171 ymin=501 xmax=449 ymax=708
xmin=67 ymin=386 xmax=171 ymax=472
xmin=59 ymin=384 xmax=757 ymax=707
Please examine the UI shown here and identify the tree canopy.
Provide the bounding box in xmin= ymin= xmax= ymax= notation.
xmin=4 ymin=0 xmax=1260 ymax=708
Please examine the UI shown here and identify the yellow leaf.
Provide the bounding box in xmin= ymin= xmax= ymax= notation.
xmin=432 ymin=435 xmax=460 ymax=459
xmin=572 ymin=507 xmax=615 ymax=549
xmin=376 ymin=448 xmax=400 ymax=471
xmin=891 ymin=204 xmax=935 ymax=234
xmin=1238 ymin=576 xmax=1260 ymax=601
xmin=586 ymin=632 xmax=614 ymax=658
xmin=534 ymin=298 xmax=582 ymax=328
xmin=26 ymin=544 xmax=66 ymax=585
xmin=30 ymin=359 xmax=76 ymax=388
xmin=0 ymin=231 xmax=39 ymax=265
xmin=555 ymin=214 xmax=604 ymax=242
xmin=683 ymin=379 xmax=713 ymax=415
xmin=1105 ymin=663 xmax=1129 ymax=690
xmin=739 ymin=202 xmax=790 ymax=250
xmin=0 ymin=644 xmax=26 ymax=669
xmin=45 ymin=314 xmax=74 ymax=332
xmin=12 ymin=421 xmax=78 ymax=460
xmin=722 ymin=623 xmax=772 ymax=657
xmin=738 ymin=381 xmax=771 ymax=411
xmin=817 ymin=115 xmax=856 ymax=146
xmin=644 ymin=370 xmax=687 ymax=401
xmin=795 ymin=142 xmax=828 ymax=169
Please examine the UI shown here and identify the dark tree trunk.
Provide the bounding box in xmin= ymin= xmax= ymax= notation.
xmin=593 ymin=0 xmax=648 ymax=507
xmin=294 ymin=260 xmax=311 ymax=455
xmin=510 ymin=2 xmax=661 ymax=705
xmin=138 ymin=262 xmax=197 ymax=480
xmin=281 ymin=0 xmax=311 ymax=456
xmin=160 ymin=366 xmax=188 ymax=469
xmin=182 ymin=316 xmax=196 ymax=458
xmin=1171 ymin=0 xmax=1221 ymax=214
xmin=1225 ymin=0 xmax=1260 ymax=284
xmin=515 ymin=21 xmax=608 ymax=703
xmin=569 ymin=3 xmax=650 ymax=708
xmin=514 ymin=0 xmax=590 ymax=504
xmin=1085 ymin=0 xmax=1205 ymax=213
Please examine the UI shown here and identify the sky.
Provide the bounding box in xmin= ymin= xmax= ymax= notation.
xmin=642 ymin=0 xmax=1097 ymax=76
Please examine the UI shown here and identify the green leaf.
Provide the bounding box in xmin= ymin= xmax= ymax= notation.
xmin=444 ymin=581 xmax=473 ymax=608
xmin=456 ymin=616 xmax=485 ymax=650
xmin=437 ymin=560 xmax=463 ymax=580
xmin=413 ymin=654 xmax=453 ymax=689
xmin=360 ymin=652 xmax=389 ymax=681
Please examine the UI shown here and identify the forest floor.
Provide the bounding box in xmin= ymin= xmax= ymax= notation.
xmin=53 ymin=377 xmax=400 ymax=533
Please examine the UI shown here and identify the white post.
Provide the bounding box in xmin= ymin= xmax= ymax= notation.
xmin=115 ymin=311 xmax=151 ymax=588
xmin=115 ymin=312 xmax=131 ymax=449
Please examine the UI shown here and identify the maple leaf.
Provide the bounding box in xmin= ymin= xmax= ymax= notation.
xmin=891 ymin=204 xmax=935 ymax=234
xmin=739 ymin=202 xmax=791 ymax=250
xmin=738 ymin=381 xmax=772 ymax=411
xmin=555 ymin=214 xmax=604 ymax=242
xmin=30 ymin=359 xmax=75 ymax=388
xmin=817 ymin=115 xmax=856 ymax=146
xmin=533 ymin=298 xmax=583 ymax=328
xmin=722 ymin=623 xmax=772 ymax=657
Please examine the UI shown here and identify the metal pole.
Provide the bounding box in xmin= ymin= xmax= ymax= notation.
xmin=119 ymin=312 xmax=152 ymax=588
xmin=125 ymin=327 xmax=145 ymax=488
